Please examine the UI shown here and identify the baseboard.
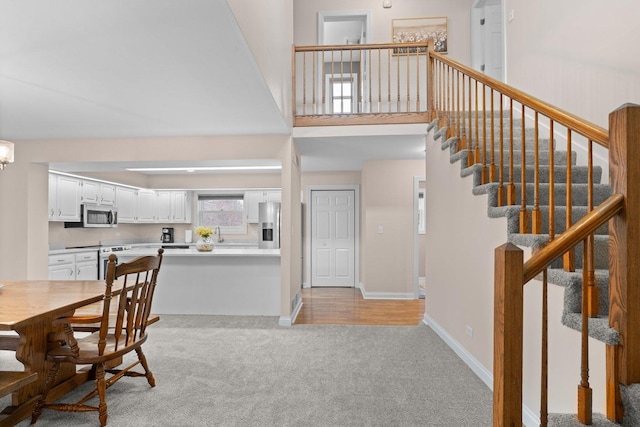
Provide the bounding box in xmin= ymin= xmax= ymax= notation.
xmin=423 ymin=314 xmax=540 ymax=427
xmin=359 ymin=282 xmax=415 ymax=300
xmin=278 ymin=291 xmax=303 ymax=327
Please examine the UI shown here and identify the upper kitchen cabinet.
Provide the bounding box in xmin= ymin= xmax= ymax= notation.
xmin=115 ymin=186 xmax=137 ymax=223
xmin=80 ymin=180 xmax=115 ymax=205
xmin=48 ymin=173 xmax=81 ymax=222
xmin=157 ymin=190 xmax=191 ymax=223
xmin=244 ymin=190 xmax=281 ymax=223
xmin=137 ymin=190 xmax=157 ymax=223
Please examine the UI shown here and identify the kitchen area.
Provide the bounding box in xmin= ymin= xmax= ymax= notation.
xmin=47 ymin=170 xmax=283 ymax=316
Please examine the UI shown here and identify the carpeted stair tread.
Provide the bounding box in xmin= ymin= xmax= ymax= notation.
xmin=561 ymin=313 xmax=619 ymax=345
xmin=621 ymin=384 xmax=640 ymax=426
xmin=548 ymin=413 xmax=619 ymax=426
xmin=478 ymin=182 xmax=613 ymax=208
xmin=508 ymin=234 xmax=609 ymax=270
xmin=488 ymin=205 xmax=609 ymax=235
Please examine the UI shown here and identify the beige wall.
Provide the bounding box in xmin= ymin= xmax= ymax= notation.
xmin=294 ymin=0 xmax=474 ymax=63
xmin=279 ymin=138 xmax=302 ymax=318
xmin=229 ymin=0 xmax=293 ymax=126
xmin=505 ymin=0 xmax=640 ymax=129
xmin=360 ymin=159 xmax=424 ymax=296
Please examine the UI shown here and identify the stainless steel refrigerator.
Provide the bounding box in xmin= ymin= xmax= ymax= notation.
xmin=258 ymin=202 xmax=281 ymax=249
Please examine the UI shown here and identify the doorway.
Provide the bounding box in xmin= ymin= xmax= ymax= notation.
xmin=413 ymin=177 xmax=426 ymax=299
xmin=471 ymin=0 xmax=505 ymax=81
xmin=308 ymin=187 xmax=359 ymax=287
xmin=317 ymin=11 xmax=371 ymax=113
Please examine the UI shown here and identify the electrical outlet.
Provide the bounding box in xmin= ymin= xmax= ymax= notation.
xmin=508 ymin=9 xmax=515 ymax=22
xmin=377 ymin=226 xmax=384 ymax=234
xmin=465 ymin=325 xmax=473 ymax=337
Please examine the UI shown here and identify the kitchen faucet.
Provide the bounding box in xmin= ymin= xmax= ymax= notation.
xmin=215 ymin=226 xmax=224 ymax=243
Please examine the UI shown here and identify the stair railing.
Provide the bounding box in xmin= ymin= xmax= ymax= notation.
xmin=427 ymin=49 xmax=640 ymax=425
xmin=293 ymin=41 xmax=431 ymax=126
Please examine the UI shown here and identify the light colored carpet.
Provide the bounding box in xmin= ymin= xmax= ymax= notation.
xmin=2 ymin=315 xmax=493 ymax=426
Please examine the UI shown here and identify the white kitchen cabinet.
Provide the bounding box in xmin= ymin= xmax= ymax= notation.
xmin=48 ymin=251 xmax=98 ymax=280
xmin=244 ymin=190 xmax=281 ymax=223
xmin=81 ymin=180 xmax=99 ymax=204
xmin=48 ymin=253 xmax=75 ymax=280
xmin=48 ymin=174 xmax=81 ymax=222
xmin=81 ymin=180 xmax=115 ymax=206
xmin=171 ymin=191 xmax=190 ymax=222
xmin=137 ymin=190 xmax=157 ymax=222
xmin=115 ymin=186 xmax=137 ymax=223
xmin=156 ymin=191 xmax=172 ymax=222
xmin=75 ymin=251 xmax=98 ymax=280
xmin=98 ymin=183 xmax=116 ymax=206
xmin=157 ymin=190 xmax=190 ymax=223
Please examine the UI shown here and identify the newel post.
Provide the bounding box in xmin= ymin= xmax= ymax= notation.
xmin=607 ymin=103 xmax=640 ymax=422
xmin=494 ymin=243 xmax=524 ymax=427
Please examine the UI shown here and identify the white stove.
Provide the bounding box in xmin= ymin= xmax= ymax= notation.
xmin=99 ymin=245 xmax=132 ymax=278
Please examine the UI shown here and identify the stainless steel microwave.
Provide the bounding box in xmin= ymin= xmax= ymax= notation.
xmin=64 ymin=204 xmax=118 ymax=228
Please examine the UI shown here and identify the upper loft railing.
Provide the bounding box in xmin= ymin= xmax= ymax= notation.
xmin=292 ymin=42 xmax=431 ymax=126
xmin=427 ymin=50 xmax=640 ymax=425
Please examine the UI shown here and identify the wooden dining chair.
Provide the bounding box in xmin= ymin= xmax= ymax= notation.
xmin=31 ymin=248 xmax=164 ymax=427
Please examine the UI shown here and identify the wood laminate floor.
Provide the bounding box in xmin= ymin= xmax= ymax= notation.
xmin=294 ymin=287 xmax=425 ymax=326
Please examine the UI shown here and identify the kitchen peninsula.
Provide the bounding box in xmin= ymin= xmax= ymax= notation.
xmin=116 ymin=246 xmax=281 ymax=316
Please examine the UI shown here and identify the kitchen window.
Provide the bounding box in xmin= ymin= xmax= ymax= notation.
xmin=197 ymin=194 xmax=246 ymax=234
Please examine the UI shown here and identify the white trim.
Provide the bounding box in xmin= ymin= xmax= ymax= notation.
xmin=360 ymin=283 xmax=414 ymax=300
xmin=317 ymin=10 xmax=372 ymax=45
xmin=423 ymin=314 xmax=540 ymax=427
xmin=413 ymin=176 xmax=425 ymax=299
xmin=279 ymin=298 xmax=303 ymax=327
xmin=305 ymin=185 xmax=360 ymax=288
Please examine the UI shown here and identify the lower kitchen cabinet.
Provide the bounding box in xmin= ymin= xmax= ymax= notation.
xmin=48 ymin=250 xmax=98 ymax=280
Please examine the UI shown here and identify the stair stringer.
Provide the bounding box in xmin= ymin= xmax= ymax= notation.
xmin=425 ymin=119 xmax=609 ymax=424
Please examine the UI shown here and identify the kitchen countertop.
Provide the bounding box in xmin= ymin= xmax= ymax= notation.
xmin=118 ymin=247 xmax=280 ymax=257
xmin=48 ymin=247 xmax=100 ymax=256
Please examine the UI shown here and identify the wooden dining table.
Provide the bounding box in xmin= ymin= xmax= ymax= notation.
xmin=0 ymin=279 xmax=122 ymax=426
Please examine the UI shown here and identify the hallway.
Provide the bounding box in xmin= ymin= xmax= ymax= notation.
xmin=295 ymin=287 xmax=425 ymax=326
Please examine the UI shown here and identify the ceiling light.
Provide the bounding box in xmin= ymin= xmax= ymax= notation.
xmin=0 ymin=140 xmax=15 ymax=170
xmin=126 ymin=165 xmax=282 ymax=172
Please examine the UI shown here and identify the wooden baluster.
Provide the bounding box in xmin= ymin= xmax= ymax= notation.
xmin=481 ymin=84 xmax=487 ymax=184
xmin=541 ymin=269 xmax=549 ymax=427
xmin=532 ymin=112 xmax=542 ymax=234
xmin=563 ymin=129 xmax=575 ymax=271
xmin=493 ymin=243 xmax=524 ymax=427
xmin=349 ymin=48 xmax=353 ymax=113
xmin=340 ymin=49 xmax=344 ymax=113
xmin=312 ymin=51 xmax=317 ymax=115
xmin=322 ymin=51 xmax=326 ymax=114
xmin=520 ymin=106 xmax=530 ymax=233
xmin=388 ymin=48 xmax=392 ymax=116
xmin=454 ymin=70 xmax=459 ymax=150
xmin=300 ymin=51 xmax=305 ymax=115
xmin=377 ymin=49 xmax=381 ymax=113
xmin=368 ymin=48 xmax=372 ymax=113
xmin=489 ymin=89 xmax=496 ymax=182
xmin=406 ymin=48 xmax=410 ymax=113
xmin=577 ymin=237 xmax=593 ymax=424
xmin=427 ymin=51 xmax=434 ymax=119
xmin=415 ymin=47 xmax=420 ymax=112
xmin=461 ymin=73 xmax=468 ymax=156
xmin=474 ymin=81 xmax=480 ymax=164
xmin=467 ymin=76 xmax=474 ymax=168
xmin=586 ymin=139 xmax=598 ymax=317
xmin=548 ymin=120 xmax=555 ymax=240
xmin=498 ymin=94 xmax=505 ymax=206
xmin=507 ymin=99 xmax=516 ymax=205
xmin=397 ymin=50 xmax=401 ymax=113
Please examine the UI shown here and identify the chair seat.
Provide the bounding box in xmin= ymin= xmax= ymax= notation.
xmin=47 ymin=330 xmax=149 ymax=365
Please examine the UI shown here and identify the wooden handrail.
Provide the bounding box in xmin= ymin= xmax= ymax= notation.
xmin=429 ymin=52 xmax=609 ymax=148
xmin=523 ymin=194 xmax=624 ymax=283
xmin=295 ymin=42 xmax=429 ymax=53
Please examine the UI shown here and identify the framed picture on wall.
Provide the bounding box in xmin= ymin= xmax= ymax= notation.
xmin=392 ymin=16 xmax=448 ymax=54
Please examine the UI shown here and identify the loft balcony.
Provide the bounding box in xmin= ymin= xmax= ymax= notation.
xmin=293 ymin=42 xmax=432 ymax=127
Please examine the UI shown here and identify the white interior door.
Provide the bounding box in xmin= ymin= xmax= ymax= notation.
xmin=483 ymin=4 xmax=504 ymax=81
xmin=311 ymin=190 xmax=355 ymax=287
